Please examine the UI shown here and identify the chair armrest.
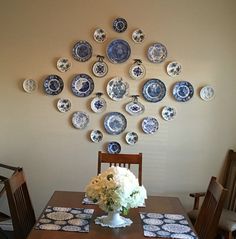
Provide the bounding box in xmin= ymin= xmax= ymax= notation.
xmin=189 ymin=192 xmax=206 ymax=210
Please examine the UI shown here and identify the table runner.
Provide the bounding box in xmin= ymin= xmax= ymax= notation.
xmin=140 ymin=212 xmax=198 ymax=239
xmin=35 ymin=206 xmax=94 ymax=233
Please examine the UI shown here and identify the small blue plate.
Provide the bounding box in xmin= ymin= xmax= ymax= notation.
xmin=44 ymin=75 xmax=64 ymax=95
xmin=107 ymin=141 xmax=121 ymax=154
xmin=113 ymin=18 xmax=127 ymax=33
xmin=172 ymin=81 xmax=194 ymax=102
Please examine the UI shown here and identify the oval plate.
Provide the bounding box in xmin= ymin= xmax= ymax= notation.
xmin=104 ymin=112 xmax=127 ymax=135
xmin=72 ymin=40 xmax=92 ymax=62
xmin=142 ymin=79 xmax=166 ymax=102
xmin=107 ymin=39 xmax=131 ymax=63
xmin=107 ymin=141 xmax=121 ymax=154
xmin=147 ymin=42 xmax=167 ymax=63
xmin=71 ymin=74 xmax=94 ymax=97
xmin=125 ymin=101 xmax=145 ymax=116
xmin=173 ymin=81 xmax=194 ymax=102
xmin=44 ymin=75 xmax=64 ymax=95
xmin=142 ymin=117 xmax=159 ymax=134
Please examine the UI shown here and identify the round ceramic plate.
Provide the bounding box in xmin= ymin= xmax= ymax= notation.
xmin=129 ymin=62 xmax=146 ymax=80
xmin=104 ymin=112 xmax=127 ymax=135
xmin=107 ymin=77 xmax=129 ymax=101
xmin=44 ymin=75 xmax=64 ymax=95
xmin=57 ymin=98 xmax=71 ymax=113
xmin=107 ymin=39 xmax=131 ymax=63
xmin=94 ymin=28 xmax=107 ymax=43
xmin=92 ymin=61 xmax=108 ymax=77
xmin=161 ymin=106 xmax=176 ymax=121
xmin=142 ymin=79 xmax=166 ymax=102
xmin=173 ymin=81 xmax=194 ymax=102
xmin=112 ymin=17 xmax=127 ymax=33
xmin=125 ymin=132 xmax=138 ymax=145
xmin=166 ymin=61 xmax=181 ymax=77
xmin=72 ymin=111 xmax=89 ymax=129
xmin=107 ymin=141 xmax=121 ymax=154
xmin=90 ymin=130 xmax=103 ymax=143
xmin=72 ymin=40 xmax=92 ymax=62
xmin=23 ymin=79 xmax=37 ymax=93
xmin=56 ymin=58 xmax=72 ymax=72
xmin=142 ymin=117 xmax=159 ymax=134
xmin=91 ymin=96 xmax=107 ymax=113
xmin=132 ymin=29 xmax=145 ymax=43
xmin=200 ymin=85 xmax=214 ymax=101
xmin=147 ymin=42 xmax=168 ymax=63
xmin=71 ymin=74 xmax=94 ymax=97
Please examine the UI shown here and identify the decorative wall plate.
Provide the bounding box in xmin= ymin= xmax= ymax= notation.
xmin=72 ymin=40 xmax=92 ymax=62
xmin=125 ymin=95 xmax=145 ymax=116
xmin=147 ymin=42 xmax=167 ymax=63
xmin=104 ymin=112 xmax=127 ymax=135
xmin=23 ymin=79 xmax=37 ymax=93
xmin=91 ymin=93 xmax=107 ymax=113
xmin=161 ymin=106 xmax=176 ymax=121
xmin=72 ymin=111 xmax=89 ymax=129
xmin=142 ymin=79 xmax=166 ymax=102
xmin=107 ymin=141 xmax=121 ymax=154
xmin=173 ymin=81 xmax=194 ymax=102
xmin=166 ymin=62 xmax=182 ymax=77
xmin=44 ymin=75 xmax=64 ymax=95
xmin=107 ymin=39 xmax=131 ymax=63
xmin=57 ymin=98 xmax=71 ymax=113
xmin=132 ymin=29 xmax=145 ymax=43
xmin=200 ymin=85 xmax=214 ymax=101
xmin=93 ymin=28 xmax=107 ymax=43
xmin=107 ymin=77 xmax=129 ymax=101
xmin=129 ymin=59 xmax=146 ymax=80
xmin=56 ymin=58 xmax=72 ymax=72
xmin=125 ymin=132 xmax=138 ymax=145
xmin=90 ymin=130 xmax=103 ymax=143
xmin=141 ymin=117 xmax=159 ymax=134
xmin=92 ymin=55 xmax=108 ymax=77
xmin=71 ymin=74 xmax=94 ymax=97
xmin=112 ymin=17 xmax=127 ymax=33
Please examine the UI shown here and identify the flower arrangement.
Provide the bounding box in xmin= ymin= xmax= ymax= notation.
xmin=85 ymin=166 xmax=147 ymax=214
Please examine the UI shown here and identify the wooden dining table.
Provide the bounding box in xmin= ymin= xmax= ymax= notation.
xmin=27 ymin=191 xmax=196 ymax=239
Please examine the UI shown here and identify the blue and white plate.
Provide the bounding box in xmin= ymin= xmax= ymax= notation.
xmin=125 ymin=95 xmax=145 ymax=116
xmin=161 ymin=106 xmax=176 ymax=121
xmin=57 ymin=98 xmax=71 ymax=113
xmin=173 ymin=81 xmax=194 ymax=102
xmin=92 ymin=56 xmax=108 ymax=77
xmin=142 ymin=117 xmax=159 ymax=134
xmin=104 ymin=112 xmax=127 ymax=135
xmin=44 ymin=75 xmax=64 ymax=95
xmin=167 ymin=61 xmax=182 ymax=77
xmin=107 ymin=141 xmax=121 ymax=154
xmin=142 ymin=79 xmax=166 ymax=102
xmin=72 ymin=40 xmax=92 ymax=62
xmin=107 ymin=39 xmax=131 ymax=63
xmin=129 ymin=59 xmax=146 ymax=80
xmin=90 ymin=94 xmax=107 ymax=113
xmin=72 ymin=111 xmax=89 ymax=129
xmin=71 ymin=74 xmax=94 ymax=97
xmin=112 ymin=18 xmax=127 ymax=33
xmin=125 ymin=132 xmax=138 ymax=145
xmin=147 ymin=42 xmax=167 ymax=63
xmin=90 ymin=130 xmax=103 ymax=143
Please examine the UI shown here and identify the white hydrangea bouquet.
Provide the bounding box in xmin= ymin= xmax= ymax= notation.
xmin=85 ymin=166 xmax=147 ymax=228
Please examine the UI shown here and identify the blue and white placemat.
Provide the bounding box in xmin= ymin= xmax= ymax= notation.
xmin=82 ymin=196 xmax=97 ymax=205
xmin=35 ymin=206 xmax=94 ymax=232
xmin=140 ymin=212 xmax=198 ymax=239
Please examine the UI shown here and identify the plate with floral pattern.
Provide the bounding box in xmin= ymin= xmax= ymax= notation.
xmin=71 ymin=74 xmax=94 ymax=97
xmin=129 ymin=59 xmax=146 ymax=80
xmin=173 ymin=81 xmax=194 ymax=102
xmin=112 ymin=17 xmax=127 ymax=33
xmin=91 ymin=93 xmax=107 ymax=113
xmin=92 ymin=55 xmax=108 ymax=77
xmin=147 ymin=42 xmax=167 ymax=63
xmin=23 ymin=79 xmax=37 ymax=93
xmin=161 ymin=106 xmax=176 ymax=121
xmin=141 ymin=117 xmax=159 ymax=134
xmin=90 ymin=130 xmax=103 ymax=143
xmin=125 ymin=132 xmax=138 ymax=145
xmin=107 ymin=141 xmax=121 ymax=154
xmin=44 ymin=75 xmax=64 ymax=95
xmin=57 ymin=98 xmax=71 ymax=113
xmin=142 ymin=79 xmax=166 ymax=102
xmin=72 ymin=40 xmax=92 ymax=62
xmin=56 ymin=58 xmax=72 ymax=72
xmin=125 ymin=95 xmax=145 ymax=116
xmin=132 ymin=29 xmax=145 ymax=43
xmin=166 ymin=61 xmax=182 ymax=77
xmin=93 ymin=28 xmax=107 ymax=43
xmin=72 ymin=111 xmax=89 ymax=129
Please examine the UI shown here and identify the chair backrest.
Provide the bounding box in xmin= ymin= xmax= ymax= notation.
xmin=222 ymin=149 xmax=236 ymax=211
xmin=4 ymin=168 xmax=36 ymax=239
xmin=97 ymin=151 xmax=142 ymax=185
xmin=194 ymin=176 xmax=227 ymax=239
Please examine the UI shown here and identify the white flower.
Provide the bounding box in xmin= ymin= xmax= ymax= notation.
xmin=85 ymin=166 xmax=147 ymax=213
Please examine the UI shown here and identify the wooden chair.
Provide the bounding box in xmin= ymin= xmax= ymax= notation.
xmin=97 ymin=151 xmax=143 ymax=185
xmin=194 ymin=176 xmax=227 ymax=239
xmin=188 ymin=150 xmax=236 ymax=239
xmin=3 ymin=168 xmax=36 ymax=239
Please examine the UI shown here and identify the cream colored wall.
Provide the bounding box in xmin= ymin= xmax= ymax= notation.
xmin=0 ymin=0 xmax=236 ymax=216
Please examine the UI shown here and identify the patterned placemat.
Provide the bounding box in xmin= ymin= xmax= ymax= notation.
xmin=35 ymin=206 xmax=94 ymax=232
xmin=140 ymin=212 xmax=198 ymax=239
xmin=82 ymin=196 xmax=97 ymax=205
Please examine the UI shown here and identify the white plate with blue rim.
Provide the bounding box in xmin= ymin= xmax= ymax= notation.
xmin=172 ymin=81 xmax=194 ymax=102
xmin=107 ymin=141 xmax=121 ymax=154
xmin=141 ymin=117 xmax=159 ymax=134
xmin=72 ymin=40 xmax=92 ymax=62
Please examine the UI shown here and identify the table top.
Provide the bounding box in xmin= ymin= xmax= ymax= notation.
xmin=27 ymin=191 xmax=195 ymax=239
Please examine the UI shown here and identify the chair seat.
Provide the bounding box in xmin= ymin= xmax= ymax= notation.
xmin=188 ymin=209 xmax=236 ymax=232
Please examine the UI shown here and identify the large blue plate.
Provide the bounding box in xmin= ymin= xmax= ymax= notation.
xmin=71 ymin=74 xmax=94 ymax=97
xmin=172 ymin=81 xmax=194 ymax=102
xmin=106 ymin=39 xmax=131 ymax=63
xmin=104 ymin=112 xmax=127 ymax=135
xmin=72 ymin=40 xmax=92 ymax=62
xmin=142 ymin=79 xmax=166 ymax=102
xmin=44 ymin=75 xmax=64 ymax=95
